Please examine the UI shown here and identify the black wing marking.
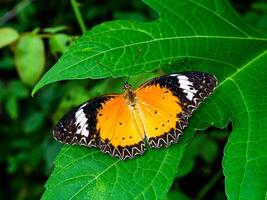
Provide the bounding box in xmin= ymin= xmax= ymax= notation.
xmin=53 ymin=95 xmax=112 ymax=147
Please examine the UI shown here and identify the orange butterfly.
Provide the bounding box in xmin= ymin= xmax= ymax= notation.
xmin=54 ymin=72 xmax=217 ymax=159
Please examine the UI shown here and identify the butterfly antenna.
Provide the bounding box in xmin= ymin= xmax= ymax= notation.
xmin=126 ymin=48 xmax=142 ymax=84
xmin=97 ymin=61 xmax=126 ymax=85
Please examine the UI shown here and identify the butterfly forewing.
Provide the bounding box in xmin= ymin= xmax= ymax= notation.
xmin=53 ymin=96 xmax=111 ymax=147
xmin=136 ymin=72 xmax=217 ymax=148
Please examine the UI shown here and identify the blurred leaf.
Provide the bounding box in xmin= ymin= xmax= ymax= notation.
xmin=214 ymin=191 xmax=228 ymax=200
xmin=208 ymin=128 xmax=230 ymax=140
xmin=5 ymin=96 xmax=18 ymax=119
xmin=252 ymin=2 xmax=267 ymax=12
xmin=199 ymin=138 xmax=218 ymax=163
xmin=199 ymin=139 xmax=218 ymax=163
xmin=12 ymin=139 xmax=31 ymax=149
xmin=0 ymin=81 xmax=7 ymax=102
xmin=7 ymin=153 xmax=28 ymax=174
xmin=28 ymin=146 xmax=43 ymax=169
xmin=9 ymin=80 xmax=29 ymax=99
xmin=176 ymin=158 xmax=195 ymax=178
xmin=7 ymin=156 xmax=20 ymax=174
xmin=113 ymin=11 xmax=148 ymax=21
xmin=257 ymin=15 xmax=267 ymax=28
xmin=16 ymin=3 xmax=37 ymax=29
xmin=15 ymin=33 xmax=45 ymax=86
xmin=49 ymin=34 xmax=72 ymax=54
xmin=43 ymin=26 xmax=68 ymax=33
xmin=23 ymin=111 xmax=44 ymax=134
xmin=34 ymin=83 xmax=63 ymax=114
xmin=165 ymin=191 xmax=190 ymax=200
xmin=0 ymin=55 xmax=14 ymax=70
xmin=176 ymin=132 xmax=220 ymax=178
xmin=42 ymin=140 xmax=61 ymax=174
xmin=244 ymin=1 xmax=267 ymax=29
xmin=0 ymin=27 xmax=19 ymax=48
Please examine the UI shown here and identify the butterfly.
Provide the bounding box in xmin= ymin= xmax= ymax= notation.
xmin=53 ymin=72 xmax=217 ymax=160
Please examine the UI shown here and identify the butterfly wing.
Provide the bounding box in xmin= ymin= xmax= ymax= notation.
xmin=53 ymin=95 xmax=146 ymax=159
xmin=136 ymin=72 xmax=217 ymax=148
xmin=54 ymin=72 xmax=216 ymax=159
xmin=53 ymin=95 xmax=113 ymax=147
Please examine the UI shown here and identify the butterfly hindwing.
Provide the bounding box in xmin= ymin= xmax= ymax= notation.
xmin=96 ymin=95 xmax=145 ymax=159
xmin=136 ymin=84 xmax=183 ymax=148
xmin=136 ymin=72 xmax=217 ymax=148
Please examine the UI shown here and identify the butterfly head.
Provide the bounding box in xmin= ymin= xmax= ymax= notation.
xmin=123 ymin=83 xmax=132 ymax=91
xmin=123 ymin=83 xmax=137 ymax=107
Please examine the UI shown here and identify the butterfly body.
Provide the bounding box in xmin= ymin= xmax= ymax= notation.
xmin=54 ymin=72 xmax=217 ymax=160
xmin=123 ymin=83 xmax=138 ymax=107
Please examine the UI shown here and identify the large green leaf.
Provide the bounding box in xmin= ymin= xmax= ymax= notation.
xmin=218 ymin=51 xmax=267 ymax=200
xmin=33 ymin=0 xmax=266 ymax=95
xmin=38 ymin=0 xmax=267 ymax=199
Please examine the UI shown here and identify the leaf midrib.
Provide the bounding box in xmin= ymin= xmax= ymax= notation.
xmin=218 ymin=50 xmax=267 ymax=88
xmin=188 ymin=0 xmax=250 ymax=37
xmin=68 ymin=159 xmax=121 ymax=200
xmin=217 ymin=50 xmax=267 ymax=199
xmin=46 ymin=35 xmax=266 ymax=78
xmin=134 ymin=149 xmax=169 ymax=200
xmin=230 ymin=79 xmax=251 ymax=199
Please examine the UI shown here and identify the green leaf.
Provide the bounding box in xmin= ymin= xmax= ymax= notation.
xmin=23 ymin=111 xmax=44 ymax=134
xmin=5 ymin=96 xmax=19 ymax=120
xmin=165 ymin=191 xmax=190 ymax=200
xmin=175 ymin=157 xmax=195 ymax=178
xmin=220 ymin=51 xmax=267 ymax=200
xmin=0 ymin=55 xmax=14 ymax=70
xmin=39 ymin=0 xmax=267 ymax=200
xmin=113 ymin=11 xmax=149 ymax=21
xmin=15 ymin=33 xmax=45 ymax=86
xmin=0 ymin=81 xmax=7 ymax=102
xmin=0 ymin=27 xmax=19 ymax=48
xmin=9 ymin=80 xmax=29 ymax=99
xmin=43 ymin=145 xmax=187 ymax=200
xmin=175 ymin=132 xmax=219 ymax=178
xmin=198 ymin=136 xmax=218 ymax=163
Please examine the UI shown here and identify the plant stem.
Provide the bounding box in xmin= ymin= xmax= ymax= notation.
xmin=0 ymin=0 xmax=35 ymax=25
xmin=70 ymin=0 xmax=86 ymax=34
xmin=195 ymin=169 xmax=223 ymax=200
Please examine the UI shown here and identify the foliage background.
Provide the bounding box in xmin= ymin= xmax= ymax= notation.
xmin=0 ymin=0 xmax=267 ymax=199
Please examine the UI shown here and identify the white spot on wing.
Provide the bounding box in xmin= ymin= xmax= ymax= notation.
xmin=75 ymin=108 xmax=89 ymax=137
xmin=177 ymin=75 xmax=197 ymax=101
